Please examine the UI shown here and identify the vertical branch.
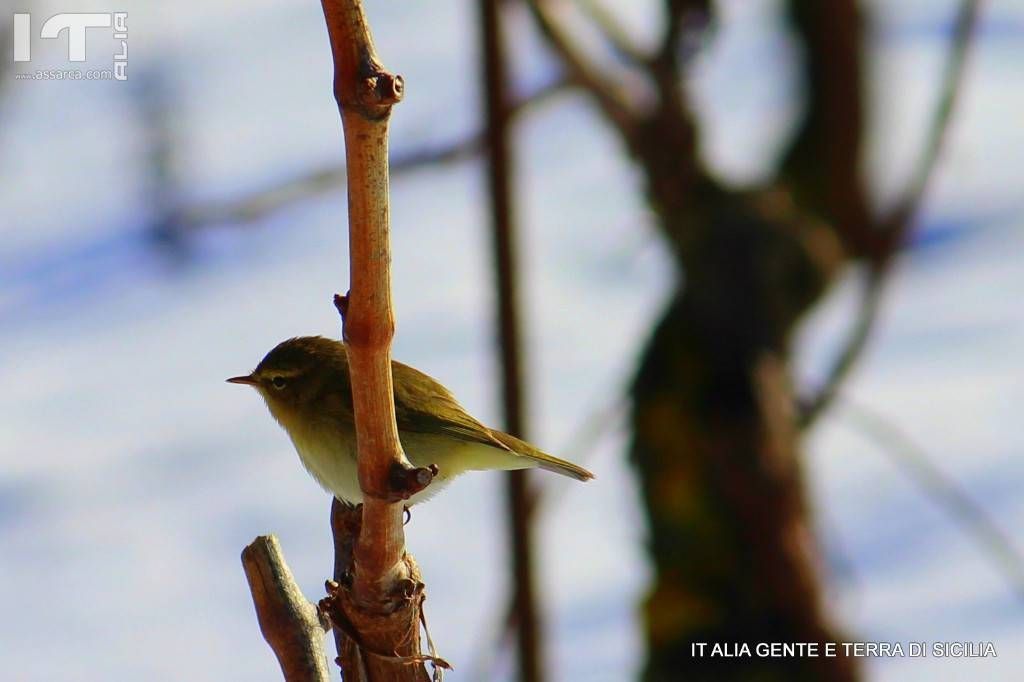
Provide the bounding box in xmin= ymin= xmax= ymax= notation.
xmin=478 ymin=1 xmax=546 ymax=681
xmin=783 ymin=0 xmax=873 ymax=257
xmin=318 ymin=2 xmax=436 ymax=680
xmin=330 ymin=498 xmax=359 ymax=663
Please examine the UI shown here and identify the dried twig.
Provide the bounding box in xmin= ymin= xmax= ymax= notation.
xmin=799 ymin=267 xmax=884 ymax=429
xmin=241 ymin=536 xmax=331 ymax=682
xmin=800 ymin=0 xmax=981 ymax=425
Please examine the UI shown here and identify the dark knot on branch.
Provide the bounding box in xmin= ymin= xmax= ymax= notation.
xmin=360 ymin=73 xmax=404 ymax=107
xmin=388 ymin=462 xmax=438 ymax=501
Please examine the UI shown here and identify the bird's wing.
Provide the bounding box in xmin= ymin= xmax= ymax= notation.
xmin=390 ymin=359 xmax=512 ymax=451
xmin=390 ymin=359 xmax=594 ymax=481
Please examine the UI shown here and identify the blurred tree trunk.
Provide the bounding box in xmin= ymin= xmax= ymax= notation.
xmin=477 ymin=1 xmax=548 ymax=680
xmin=627 ymin=2 xmax=865 ymax=678
xmin=522 ymin=0 xmax=916 ymax=678
xmin=630 ymin=198 xmax=852 ymax=682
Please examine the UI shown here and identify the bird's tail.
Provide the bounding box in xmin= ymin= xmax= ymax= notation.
xmin=488 ymin=430 xmax=594 ymax=482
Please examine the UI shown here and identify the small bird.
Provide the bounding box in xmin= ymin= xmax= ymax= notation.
xmin=228 ymin=336 xmax=593 ymax=504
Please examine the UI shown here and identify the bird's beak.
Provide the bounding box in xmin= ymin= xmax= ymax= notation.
xmin=226 ymin=374 xmax=259 ymax=386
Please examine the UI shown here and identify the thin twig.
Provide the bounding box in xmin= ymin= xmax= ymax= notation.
xmin=526 ymin=0 xmax=639 ymax=137
xmin=241 ymin=535 xmax=331 ymax=682
xmin=799 ymin=266 xmax=884 ymax=429
xmin=800 ymin=0 xmax=981 ymax=428
xmin=522 ymin=393 xmax=626 ymax=517
xmin=179 ymin=79 xmax=570 ymax=230
xmin=839 ymin=397 xmax=1024 ymax=603
xmin=575 ymin=0 xmax=650 ymax=66
xmin=880 ymin=0 xmax=981 ymax=253
xmin=796 ymin=0 xmax=979 ymax=428
xmin=472 ymin=380 xmax=1024 ymax=677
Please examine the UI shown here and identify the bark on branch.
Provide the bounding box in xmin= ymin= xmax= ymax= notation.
xmin=241 ymin=536 xmax=331 ymax=682
xmin=318 ymin=1 xmax=437 ymax=679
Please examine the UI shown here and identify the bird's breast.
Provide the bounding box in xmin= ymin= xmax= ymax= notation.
xmin=286 ymin=418 xmax=363 ymax=504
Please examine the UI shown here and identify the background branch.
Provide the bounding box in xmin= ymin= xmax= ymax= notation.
xmin=576 ymin=0 xmax=650 ymax=67
xmin=839 ymin=398 xmax=1024 ymax=602
xmin=879 ymin=0 xmax=981 ymax=254
xmin=478 ymin=1 xmax=546 ymax=679
xmin=799 ymin=0 xmax=980 ymax=425
xmin=467 ymin=391 xmax=626 ymax=681
xmin=526 ymin=0 xmax=639 ymax=137
xmin=178 ymin=78 xmax=569 ymax=230
xmin=241 ymin=535 xmax=331 ymax=682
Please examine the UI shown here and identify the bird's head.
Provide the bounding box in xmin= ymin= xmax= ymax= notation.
xmin=227 ymin=336 xmax=348 ymax=420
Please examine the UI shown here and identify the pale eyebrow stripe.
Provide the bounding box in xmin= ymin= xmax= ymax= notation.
xmin=258 ymin=367 xmax=305 ymax=378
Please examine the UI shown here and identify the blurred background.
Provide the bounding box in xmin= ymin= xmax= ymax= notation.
xmin=1 ymin=0 xmax=1022 ymax=680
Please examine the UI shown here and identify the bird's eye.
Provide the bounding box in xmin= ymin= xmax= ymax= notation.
xmin=271 ymin=376 xmax=287 ymax=389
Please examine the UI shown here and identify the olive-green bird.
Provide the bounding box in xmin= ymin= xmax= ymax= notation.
xmin=228 ymin=336 xmax=593 ymax=504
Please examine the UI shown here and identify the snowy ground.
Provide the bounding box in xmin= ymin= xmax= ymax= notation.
xmin=1 ymin=0 xmax=1022 ymax=680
